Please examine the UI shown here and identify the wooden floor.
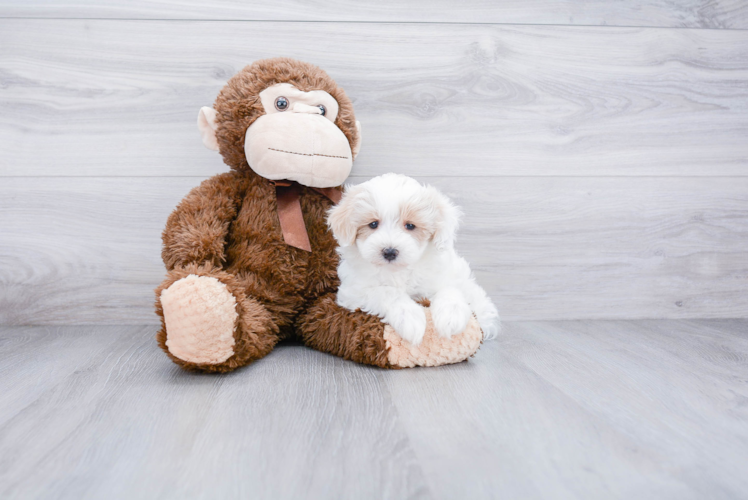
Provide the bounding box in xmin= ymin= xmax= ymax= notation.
xmin=1 ymin=320 xmax=746 ymax=499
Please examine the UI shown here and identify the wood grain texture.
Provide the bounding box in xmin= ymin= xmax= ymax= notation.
xmin=2 ymin=0 xmax=748 ymax=29
xmin=385 ymin=319 xmax=748 ymax=499
xmin=1 ymin=320 xmax=746 ymax=499
xmin=2 ymin=20 xmax=748 ymax=178
xmin=1 ymin=176 xmax=746 ymax=325
xmin=0 ymin=326 xmax=428 ymax=499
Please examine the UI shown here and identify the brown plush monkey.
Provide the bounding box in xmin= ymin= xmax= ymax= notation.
xmin=155 ymin=58 xmax=482 ymax=372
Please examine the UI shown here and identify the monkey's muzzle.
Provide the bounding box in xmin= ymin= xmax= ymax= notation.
xmin=245 ymin=113 xmax=353 ymax=188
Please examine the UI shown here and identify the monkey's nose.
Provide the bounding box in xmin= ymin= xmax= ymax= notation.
xmin=291 ymin=103 xmax=323 ymax=114
xmin=382 ymin=248 xmax=399 ymax=262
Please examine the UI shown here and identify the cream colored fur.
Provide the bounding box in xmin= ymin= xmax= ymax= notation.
xmin=160 ymin=275 xmax=238 ymax=364
xmin=197 ymin=83 xmax=362 ymax=188
xmin=258 ymin=83 xmax=340 ymax=123
xmin=384 ymin=308 xmax=483 ymax=368
xmin=197 ymin=107 xmax=219 ymax=151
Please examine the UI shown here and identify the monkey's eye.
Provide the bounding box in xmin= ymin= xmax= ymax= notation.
xmin=275 ymin=96 xmax=289 ymax=111
xmin=317 ymin=105 xmax=326 ymax=116
xmin=368 ymin=221 xmax=379 ymax=229
xmin=405 ymin=223 xmax=416 ymax=231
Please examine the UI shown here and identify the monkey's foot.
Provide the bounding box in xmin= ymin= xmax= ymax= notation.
xmin=160 ymin=275 xmax=238 ymax=365
xmin=383 ymin=307 xmax=483 ymax=368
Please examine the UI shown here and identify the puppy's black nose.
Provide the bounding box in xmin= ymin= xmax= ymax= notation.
xmin=382 ymin=247 xmax=399 ymax=262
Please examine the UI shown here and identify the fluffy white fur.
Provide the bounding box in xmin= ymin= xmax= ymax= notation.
xmin=328 ymin=173 xmax=500 ymax=346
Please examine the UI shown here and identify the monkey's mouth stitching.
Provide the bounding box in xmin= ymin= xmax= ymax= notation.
xmin=268 ymin=148 xmax=349 ymax=160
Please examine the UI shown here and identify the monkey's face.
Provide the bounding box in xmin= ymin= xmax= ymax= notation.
xmin=243 ymin=83 xmax=353 ymax=188
xmin=198 ymin=60 xmax=362 ymax=188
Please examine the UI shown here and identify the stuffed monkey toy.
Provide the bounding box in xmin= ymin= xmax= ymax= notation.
xmin=155 ymin=58 xmax=483 ymax=372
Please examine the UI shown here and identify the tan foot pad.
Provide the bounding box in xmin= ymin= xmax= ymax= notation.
xmin=160 ymin=275 xmax=238 ymax=365
xmin=384 ymin=308 xmax=483 ymax=368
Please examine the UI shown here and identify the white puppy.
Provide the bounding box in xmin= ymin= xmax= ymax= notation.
xmin=328 ymin=173 xmax=500 ymax=345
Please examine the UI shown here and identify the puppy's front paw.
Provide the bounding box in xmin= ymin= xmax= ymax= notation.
xmin=386 ymin=300 xmax=427 ymax=346
xmin=431 ymin=297 xmax=472 ymax=339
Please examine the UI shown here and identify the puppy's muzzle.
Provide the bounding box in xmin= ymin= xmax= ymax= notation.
xmin=382 ymin=247 xmax=399 ymax=262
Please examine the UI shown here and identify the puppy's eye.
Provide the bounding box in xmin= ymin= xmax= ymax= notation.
xmin=317 ymin=105 xmax=326 ymax=116
xmin=405 ymin=223 xmax=416 ymax=231
xmin=368 ymin=221 xmax=379 ymax=229
xmin=275 ymin=96 xmax=289 ymax=111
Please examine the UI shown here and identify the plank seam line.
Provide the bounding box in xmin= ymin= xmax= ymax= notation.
xmin=1 ymin=18 xmax=747 ymax=32
xmin=3 ymin=175 xmax=748 ymax=179
xmin=3 ymin=318 xmax=748 ymax=327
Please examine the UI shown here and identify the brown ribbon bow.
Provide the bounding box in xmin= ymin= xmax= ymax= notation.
xmin=272 ymin=180 xmax=342 ymax=252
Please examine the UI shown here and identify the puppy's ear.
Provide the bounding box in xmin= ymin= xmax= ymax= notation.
xmin=327 ymin=184 xmax=366 ymax=247
xmin=426 ymin=186 xmax=462 ymax=250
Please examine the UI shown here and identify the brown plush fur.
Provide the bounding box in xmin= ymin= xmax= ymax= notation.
xmin=155 ymin=58 xmax=392 ymax=372
xmin=296 ymin=294 xmax=396 ymax=368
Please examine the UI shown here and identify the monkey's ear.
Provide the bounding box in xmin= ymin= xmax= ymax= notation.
xmin=197 ymin=107 xmax=220 ymax=151
xmin=352 ymin=121 xmax=362 ymax=159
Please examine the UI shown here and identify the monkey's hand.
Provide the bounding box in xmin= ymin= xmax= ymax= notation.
xmin=382 ymin=307 xmax=484 ymax=368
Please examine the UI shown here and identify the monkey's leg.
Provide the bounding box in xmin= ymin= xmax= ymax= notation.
xmin=155 ymin=263 xmax=280 ymax=373
xmin=295 ymin=294 xmax=484 ymax=369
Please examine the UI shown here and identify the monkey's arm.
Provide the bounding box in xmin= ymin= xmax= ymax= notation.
xmin=161 ymin=171 xmax=249 ymax=270
xmin=296 ymin=293 xmax=484 ymax=369
xmin=295 ymin=293 xmax=395 ymax=368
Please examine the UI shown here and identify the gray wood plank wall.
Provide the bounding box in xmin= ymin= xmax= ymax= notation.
xmin=1 ymin=5 xmax=747 ymax=325
xmin=3 ymin=1 xmax=748 ymax=28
